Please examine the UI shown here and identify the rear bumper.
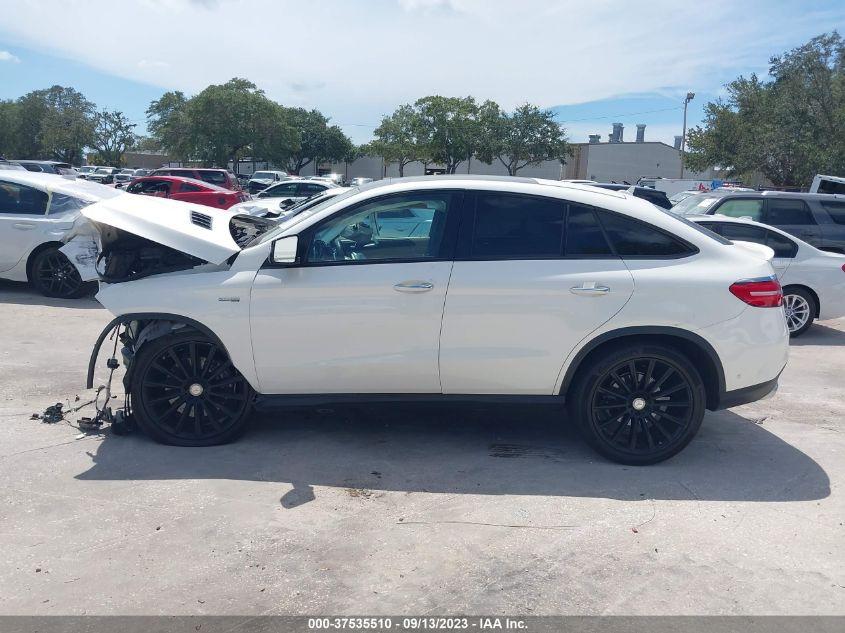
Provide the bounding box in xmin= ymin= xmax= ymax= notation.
xmin=717 ymin=372 xmax=781 ymax=410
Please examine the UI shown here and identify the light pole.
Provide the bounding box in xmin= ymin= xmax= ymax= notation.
xmin=680 ymin=91 xmax=695 ymax=178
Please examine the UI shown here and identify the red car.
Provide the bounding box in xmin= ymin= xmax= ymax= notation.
xmin=125 ymin=176 xmax=248 ymax=209
xmin=150 ymin=167 xmax=242 ymax=191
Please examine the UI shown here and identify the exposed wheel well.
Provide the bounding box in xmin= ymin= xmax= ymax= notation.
xmin=562 ymin=332 xmax=724 ymax=411
xmin=782 ymin=284 xmax=819 ymax=319
xmin=25 ymin=241 xmax=64 ymax=282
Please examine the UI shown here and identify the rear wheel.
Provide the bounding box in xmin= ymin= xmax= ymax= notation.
xmin=131 ymin=331 xmax=254 ymax=446
xmin=31 ymin=246 xmax=86 ymax=298
xmin=782 ymin=287 xmax=814 ymax=337
xmin=569 ymin=344 xmax=706 ymax=465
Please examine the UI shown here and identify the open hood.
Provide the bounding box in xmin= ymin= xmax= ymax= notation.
xmin=80 ymin=193 xmax=242 ymax=265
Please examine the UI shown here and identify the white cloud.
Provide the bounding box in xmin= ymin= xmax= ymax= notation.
xmin=0 ymin=50 xmax=20 ymax=63
xmin=0 ymin=0 xmax=840 ymax=141
xmin=137 ymin=59 xmax=170 ymax=69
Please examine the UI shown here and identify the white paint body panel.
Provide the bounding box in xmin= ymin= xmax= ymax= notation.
xmin=440 ymin=259 xmax=634 ymax=394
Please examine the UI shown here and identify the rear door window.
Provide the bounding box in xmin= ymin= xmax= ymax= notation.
xmin=469 ymin=192 xmax=565 ymax=258
xmin=565 ymin=204 xmax=613 ymax=256
xmin=713 ymin=198 xmax=764 ymax=220
xmin=764 ymin=199 xmax=815 ymax=226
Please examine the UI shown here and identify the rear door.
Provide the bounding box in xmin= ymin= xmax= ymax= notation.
xmin=763 ymin=198 xmax=821 ymax=246
xmin=439 ymin=191 xmax=634 ymax=395
xmin=0 ymin=180 xmax=50 ymax=272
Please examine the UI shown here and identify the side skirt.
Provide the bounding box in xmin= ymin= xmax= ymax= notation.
xmin=254 ymin=393 xmax=565 ymax=410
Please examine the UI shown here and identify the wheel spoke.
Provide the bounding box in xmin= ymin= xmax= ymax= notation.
xmin=597 ymin=387 xmax=627 ymax=400
xmin=651 ymin=366 xmax=675 ymax=392
xmin=168 ymin=349 xmax=190 ymax=379
xmin=628 ymin=360 xmax=639 ymax=390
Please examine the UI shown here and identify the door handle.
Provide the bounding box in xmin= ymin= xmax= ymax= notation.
xmin=570 ymin=283 xmax=610 ymax=296
xmin=13 ymin=222 xmax=36 ymax=230
xmin=394 ymin=280 xmax=434 ymax=293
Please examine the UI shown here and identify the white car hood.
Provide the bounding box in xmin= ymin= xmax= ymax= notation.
xmin=79 ymin=193 xmax=242 ymax=265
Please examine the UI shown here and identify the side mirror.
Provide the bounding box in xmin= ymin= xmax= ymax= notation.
xmin=271 ymin=235 xmax=299 ymax=265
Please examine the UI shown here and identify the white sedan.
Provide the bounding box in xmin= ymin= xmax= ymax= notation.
xmin=691 ymin=214 xmax=845 ymax=336
xmin=0 ymin=171 xmax=123 ymax=297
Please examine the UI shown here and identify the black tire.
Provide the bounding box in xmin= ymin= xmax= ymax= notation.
xmin=568 ymin=343 xmax=706 ymax=465
xmin=130 ymin=330 xmax=254 ymax=446
xmin=782 ymin=286 xmax=815 ymax=338
xmin=30 ymin=246 xmax=87 ymax=298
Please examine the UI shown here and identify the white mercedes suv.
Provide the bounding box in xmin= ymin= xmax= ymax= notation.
xmin=72 ymin=176 xmax=789 ymax=465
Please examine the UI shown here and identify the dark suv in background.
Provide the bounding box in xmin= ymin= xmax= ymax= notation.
xmin=673 ymin=190 xmax=845 ymax=254
xmin=592 ymin=183 xmax=673 ymax=209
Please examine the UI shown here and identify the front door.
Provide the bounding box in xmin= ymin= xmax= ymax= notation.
xmin=439 ymin=192 xmax=634 ymax=395
xmin=763 ymin=198 xmax=821 ymax=246
xmin=250 ymin=190 xmax=461 ymax=394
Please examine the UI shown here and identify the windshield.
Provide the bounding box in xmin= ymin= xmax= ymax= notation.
xmin=252 ymin=172 xmax=276 ymax=180
xmin=95 ymin=167 xmax=113 ymax=174
xmin=670 ymin=194 xmax=721 ymax=216
xmin=252 ymin=188 xmax=359 ymax=247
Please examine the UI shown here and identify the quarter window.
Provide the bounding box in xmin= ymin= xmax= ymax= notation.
xmin=715 ymin=198 xmax=764 ymax=220
xmin=470 ymin=192 xmax=565 ymax=258
xmin=308 ymin=192 xmax=455 ymax=263
xmin=765 ymin=199 xmax=815 ymax=225
xmin=595 ymin=210 xmax=693 ymax=257
xmin=0 ymin=181 xmax=49 ymax=215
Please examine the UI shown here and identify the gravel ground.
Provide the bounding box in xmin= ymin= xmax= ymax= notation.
xmin=0 ymin=279 xmax=843 ymax=616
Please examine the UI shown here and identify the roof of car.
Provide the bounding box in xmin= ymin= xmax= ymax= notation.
xmin=694 ymin=189 xmax=845 ymax=201
xmin=13 ymin=159 xmax=70 ymax=166
xmin=153 ymin=167 xmax=231 ymax=173
xmin=134 ymin=175 xmax=231 ymax=192
xmin=0 ymin=170 xmax=124 ymax=200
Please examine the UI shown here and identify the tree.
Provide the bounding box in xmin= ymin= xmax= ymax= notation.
xmin=476 ymin=103 xmax=570 ymax=175
xmin=412 ymin=96 xmax=484 ymax=174
xmin=91 ymin=110 xmax=136 ymax=166
xmin=0 ymin=99 xmax=21 ymax=157
xmin=272 ymin=107 xmax=353 ymax=174
xmin=368 ymin=104 xmax=423 ymax=176
xmin=686 ymin=32 xmax=845 ymax=186
xmin=146 ymin=91 xmax=191 ymax=161
xmin=185 ymin=78 xmax=278 ymax=167
xmin=37 ymin=86 xmax=96 ymax=164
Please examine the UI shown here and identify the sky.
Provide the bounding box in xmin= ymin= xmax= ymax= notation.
xmin=1 ymin=0 xmax=844 ymax=147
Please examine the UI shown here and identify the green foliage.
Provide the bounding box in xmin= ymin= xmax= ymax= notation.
xmin=412 ymin=95 xmax=483 ymax=174
xmin=368 ymin=104 xmax=423 ymax=176
xmin=268 ymin=107 xmax=351 ymax=174
xmin=686 ymin=32 xmax=845 ymax=186
xmin=146 ymin=91 xmax=191 ymax=161
xmin=477 ymin=103 xmax=570 ymax=175
xmin=91 ymin=110 xmax=136 ymax=166
xmin=145 ymin=82 xmax=351 ymax=173
xmin=0 ymin=86 xmax=95 ymax=163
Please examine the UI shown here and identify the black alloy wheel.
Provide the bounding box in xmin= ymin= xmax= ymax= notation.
xmin=131 ymin=331 xmax=254 ymax=446
xmin=571 ymin=345 xmax=705 ymax=465
xmin=31 ymin=247 xmax=86 ymax=298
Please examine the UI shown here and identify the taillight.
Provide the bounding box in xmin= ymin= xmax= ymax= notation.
xmin=841 ymin=264 xmax=845 ymax=274
xmin=729 ymin=276 xmax=783 ymax=307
